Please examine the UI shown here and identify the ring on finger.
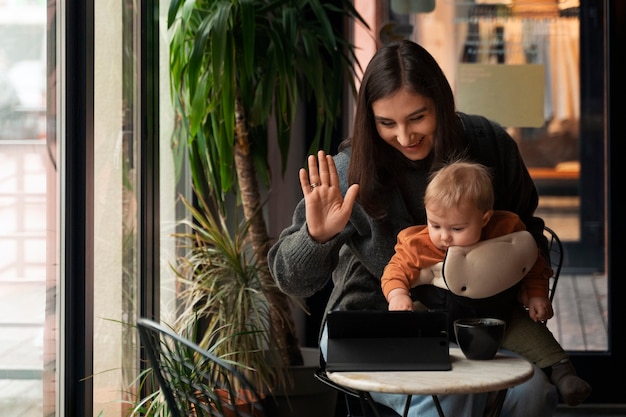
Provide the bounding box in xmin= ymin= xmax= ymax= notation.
xmin=310 ymin=182 xmax=320 ymax=190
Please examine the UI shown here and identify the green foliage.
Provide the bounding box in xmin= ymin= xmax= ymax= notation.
xmin=171 ymin=195 xmax=285 ymax=394
xmin=161 ymin=0 xmax=367 ymax=411
xmin=168 ymin=0 xmax=366 ymax=211
xmin=125 ymin=367 xmax=169 ymax=416
xmin=126 ymin=318 xmax=266 ymax=417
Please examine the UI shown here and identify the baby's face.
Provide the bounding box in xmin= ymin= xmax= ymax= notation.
xmin=426 ymin=204 xmax=491 ymax=250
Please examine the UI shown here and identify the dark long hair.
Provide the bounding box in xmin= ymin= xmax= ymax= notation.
xmin=341 ymin=40 xmax=466 ymax=218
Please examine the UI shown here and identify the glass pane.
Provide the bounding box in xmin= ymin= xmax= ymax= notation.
xmin=0 ymin=5 xmax=46 ymax=141
xmin=92 ymin=1 xmax=139 ymax=416
xmin=412 ymin=1 xmax=605 ymax=353
xmin=353 ymin=0 xmax=606 ymax=352
xmin=158 ymin=0 xmax=183 ymax=327
xmin=0 ymin=1 xmax=49 ymax=416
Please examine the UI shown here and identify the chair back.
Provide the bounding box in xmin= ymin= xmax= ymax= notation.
xmin=137 ymin=318 xmax=265 ymax=417
xmin=543 ymin=226 xmax=563 ymax=302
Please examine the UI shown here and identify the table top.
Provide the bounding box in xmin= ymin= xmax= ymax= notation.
xmin=327 ymin=347 xmax=534 ymax=396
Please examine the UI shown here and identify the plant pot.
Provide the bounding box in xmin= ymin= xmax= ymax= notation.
xmin=265 ymin=347 xmax=337 ymax=417
xmin=189 ymin=388 xmax=265 ymax=417
xmin=212 ymin=388 xmax=264 ymax=417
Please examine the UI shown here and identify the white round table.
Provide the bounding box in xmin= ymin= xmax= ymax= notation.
xmin=327 ymin=347 xmax=534 ymax=417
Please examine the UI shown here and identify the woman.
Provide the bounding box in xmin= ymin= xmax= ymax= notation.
xmin=268 ymin=40 xmax=558 ymax=417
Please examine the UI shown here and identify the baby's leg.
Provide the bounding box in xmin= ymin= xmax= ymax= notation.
xmin=501 ymin=311 xmax=566 ymax=368
xmin=502 ymin=310 xmax=591 ymax=406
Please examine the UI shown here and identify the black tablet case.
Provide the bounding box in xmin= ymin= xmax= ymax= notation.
xmin=326 ymin=310 xmax=451 ymax=372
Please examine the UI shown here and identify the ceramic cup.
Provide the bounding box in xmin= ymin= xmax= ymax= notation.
xmin=454 ymin=318 xmax=506 ymax=360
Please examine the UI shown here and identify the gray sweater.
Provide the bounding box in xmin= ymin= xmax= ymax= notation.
xmin=267 ymin=115 xmax=544 ymax=339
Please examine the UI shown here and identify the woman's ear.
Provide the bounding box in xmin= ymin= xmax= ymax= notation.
xmin=482 ymin=209 xmax=494 ymax=227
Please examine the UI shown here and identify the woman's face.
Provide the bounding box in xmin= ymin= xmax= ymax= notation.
xmin=371 ymin=89 xmax=436 ymax=161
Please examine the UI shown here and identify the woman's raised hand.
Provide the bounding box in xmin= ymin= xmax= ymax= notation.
xmin=300 ymin=150 xmax=359 ymax=243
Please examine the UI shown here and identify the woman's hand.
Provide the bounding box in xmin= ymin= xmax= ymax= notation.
xmin=300 ymin=150 xmax=359 ymax=243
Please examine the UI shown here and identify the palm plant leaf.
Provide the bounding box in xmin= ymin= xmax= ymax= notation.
xmin=172 ymin=195 xmax=285 ymax=394
xmin=167 ymin=0 xmax=367 ymax=381
xmin=169 ymin=0 xmax=366 ymax=208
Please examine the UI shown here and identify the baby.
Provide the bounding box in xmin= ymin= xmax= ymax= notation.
xmin=381 ymin=160 xmax=591 ymax=406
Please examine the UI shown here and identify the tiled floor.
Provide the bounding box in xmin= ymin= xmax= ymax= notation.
xmin=546 ymin=273 xmax=608 ymax=352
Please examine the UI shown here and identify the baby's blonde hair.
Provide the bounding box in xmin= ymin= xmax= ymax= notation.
xmin=424 ymin=161 xmax=494 ymax=213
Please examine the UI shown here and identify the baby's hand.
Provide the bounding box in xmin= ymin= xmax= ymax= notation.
xmin=527 ymin=296 xmax=554 ymax=322
xmin=387 ymin=289 xmax=414 ymax=311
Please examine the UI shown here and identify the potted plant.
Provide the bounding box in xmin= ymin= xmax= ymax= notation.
xmin=172 ymin=194 xmax=282 ymax=397
xmin=167 ymin=0 xmax=366 ymax=380
xmin=165 ymin=1 xmax=368 ymax=415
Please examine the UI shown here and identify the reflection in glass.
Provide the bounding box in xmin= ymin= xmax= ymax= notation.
xmin=355 ymin=0 xmax=605 ymax=352
xmin=92 ymin=1 xmax=139 ymax=415
xmin=0 ymin=2 xmax=49 ymax=417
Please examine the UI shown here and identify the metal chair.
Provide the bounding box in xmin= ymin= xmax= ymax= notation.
xmin=543 ymin=225 xmax=563 ymax=303
xmin=314 ymin=366 xmax=401 ymax=417
xmin=137 ymin=318 xmax=266 ymax=417
xmin=315 ymin=226 xmax=564 ymax=417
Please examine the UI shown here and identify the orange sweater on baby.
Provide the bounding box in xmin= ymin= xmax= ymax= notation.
xmin=381 ymin=210 xmax=552 ymax=301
